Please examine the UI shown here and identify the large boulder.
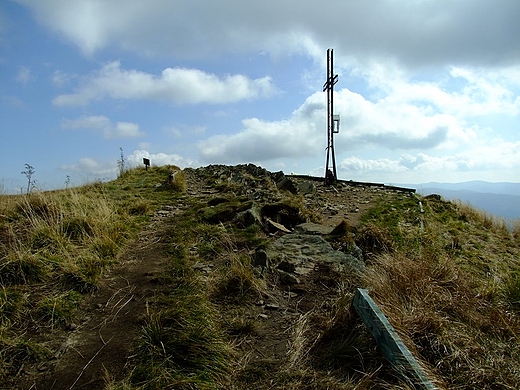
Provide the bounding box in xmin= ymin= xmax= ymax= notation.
xmin=267 ymin=234 xmax=364 ymax=275
xmin=297 ymin=181 xmax=317 ymax=195
xmin=272 ymin=171 xmax=298 ymax=194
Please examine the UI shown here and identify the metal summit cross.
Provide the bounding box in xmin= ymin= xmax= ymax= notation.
xmin=322 ymin=48 xmax=340 ymax=185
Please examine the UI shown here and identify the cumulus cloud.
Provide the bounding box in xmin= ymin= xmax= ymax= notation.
xmin=60 ymin=157 xmax=116 ymax=177
xmin=197 ymin=55 xmax=519 ymax=173
xmin=338 ymin=140 xmax=520 ymax=182
xmin=199 ymin=118 xmax=321 ymax=164
xmin=61 ymin=115 xmax=145 ymax=138
xmin=60 ymin=151 xmax=198 ymax=181
xmin=126 ymin=150 xmax=199 ymax=168
xmin=338 ymin=156 xmax=407 ymax=173
xmin=198 ymin=93 xmax=324 ymax=164
xmin=52 ymin=61 xmax=277 ymax=106
xmin=15 ymin=0 xmax=520 ymax=67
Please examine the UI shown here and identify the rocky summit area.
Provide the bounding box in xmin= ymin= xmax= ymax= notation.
xmin=147 ymin=165 xmax=420 ymax=386
xmin=181 ymin=163 xmax=415 ymax=288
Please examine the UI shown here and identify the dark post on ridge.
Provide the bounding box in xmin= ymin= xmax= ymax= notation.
xmin=143 ymin=158 xmax=150 ymax=170
xmin=323 ymin=48 xmax=339 ymax=185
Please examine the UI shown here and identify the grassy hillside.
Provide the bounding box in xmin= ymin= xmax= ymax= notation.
xmin=0 ymin=166 xmax=184 ymax=384
xmin=1 ymin=165 xmax=519 ymax=389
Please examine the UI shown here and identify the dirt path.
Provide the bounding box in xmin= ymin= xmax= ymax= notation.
xmin=15 ymin=216 xmax=176 ymax=390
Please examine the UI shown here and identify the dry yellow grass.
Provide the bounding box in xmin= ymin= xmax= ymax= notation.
xmin=357 ymin=195 xmax=520 ymax=389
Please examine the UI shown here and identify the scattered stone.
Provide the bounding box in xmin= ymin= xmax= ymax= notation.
xmin=252 ymin=248 xmax=269 ymax=269
xmin=328 ymin=220 xmax=351 ymax=237
xmin=207 ymin=197 xmax=230 ymax=206
xmin=258 ymin=313 xmax=269 ymax=319
xmin=425 ymin=194 xmax=442 ymax=201
xmin=277 ymin=260 xmax=296 ymax=273
xmin=349 ymin=243 xmax=364 ymax=262
xmin=266 ymin=218 xmax=291 ymax=233
xmin=265 ymin=303 xmax=280 ymax=310
xmin=235 ymin=204 xmax=262 ymax=228
xmin=193 ymin=262 xmax=212 ymax=273
xmin=277 ymin=269 xmax=301 ymax=285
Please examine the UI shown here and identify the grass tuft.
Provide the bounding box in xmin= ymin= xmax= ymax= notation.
xmin=37 ymin=290 xmax=81 ymax=327
xmin=133 ymin=288 xmax=232 ymax=389
xmin=0 ymin=250 xmax=46 ymax=285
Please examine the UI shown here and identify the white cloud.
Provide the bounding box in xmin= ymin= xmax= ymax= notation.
xmin=60 ymin=157 xmax=116 ymax=177
xmin=339 ymin=156 xmax=407 ymax=173
xmin=126 ymin=150 xmax=199 ymax=169
xmin=198 ymin=93 xmax=324 ymax=164
xmin=52 ymin=61 xmax=277 ymax=106
xmin=60 ymin=151 xmax=198 ymax=181
xmin=197 ymin=76 xmax=475 ymax=165
xmin=61 ymin=115 xmax=145 ymax=139
xmin=15 ymin=66 xmax=32 ymax=85
xmin=52 ymin=70 xmax=73 ymax=87
xmin=164 ymin=124 xmax=206 ymax=138
xmin=197 ymin=57 xmax=519 ymax=182
xmin=337 ymin=139 xmax=520 ymax=182
xmin=114 ymin=122 xmax=142 ymax=138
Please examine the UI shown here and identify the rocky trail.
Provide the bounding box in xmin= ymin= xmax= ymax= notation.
xmin=14 ymin=165 xmax=416 ymax=389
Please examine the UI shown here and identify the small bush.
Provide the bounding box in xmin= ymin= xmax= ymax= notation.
xmin=512 ymin=220 xmax=520 ymax=240
xmin=134 ymin=295 xmax=231 ymax=388
xmin=213 ymin=254 xmax=264 ymax=303
xmin=171 ymin=170 xmax=187 ymax=192
xmin=3 ymin=337 xmax=51 ymax=372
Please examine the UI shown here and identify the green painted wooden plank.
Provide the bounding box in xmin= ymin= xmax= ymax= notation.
xmin=353 ymin=288 xmax=438 ymax=389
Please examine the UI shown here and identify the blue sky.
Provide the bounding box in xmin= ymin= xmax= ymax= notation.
xmin=1 ymin=0 xmax=519 ymax=193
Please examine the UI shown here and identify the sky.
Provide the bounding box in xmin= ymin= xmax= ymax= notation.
xmin=1 ymin=0 xmax=519 ymax=193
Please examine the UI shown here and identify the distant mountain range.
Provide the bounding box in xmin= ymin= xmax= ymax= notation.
xmin=397 ymin=181 xmax=520 ymax=222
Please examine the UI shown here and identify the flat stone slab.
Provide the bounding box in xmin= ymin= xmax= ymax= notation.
xmin=267 ymin=234 xmax=363 ymax=273
xmin=294 ymin=222 xmax=334 ymax=235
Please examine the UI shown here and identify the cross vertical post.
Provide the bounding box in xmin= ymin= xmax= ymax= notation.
xmin=322 ymin=49 xmax=339 ymax=185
